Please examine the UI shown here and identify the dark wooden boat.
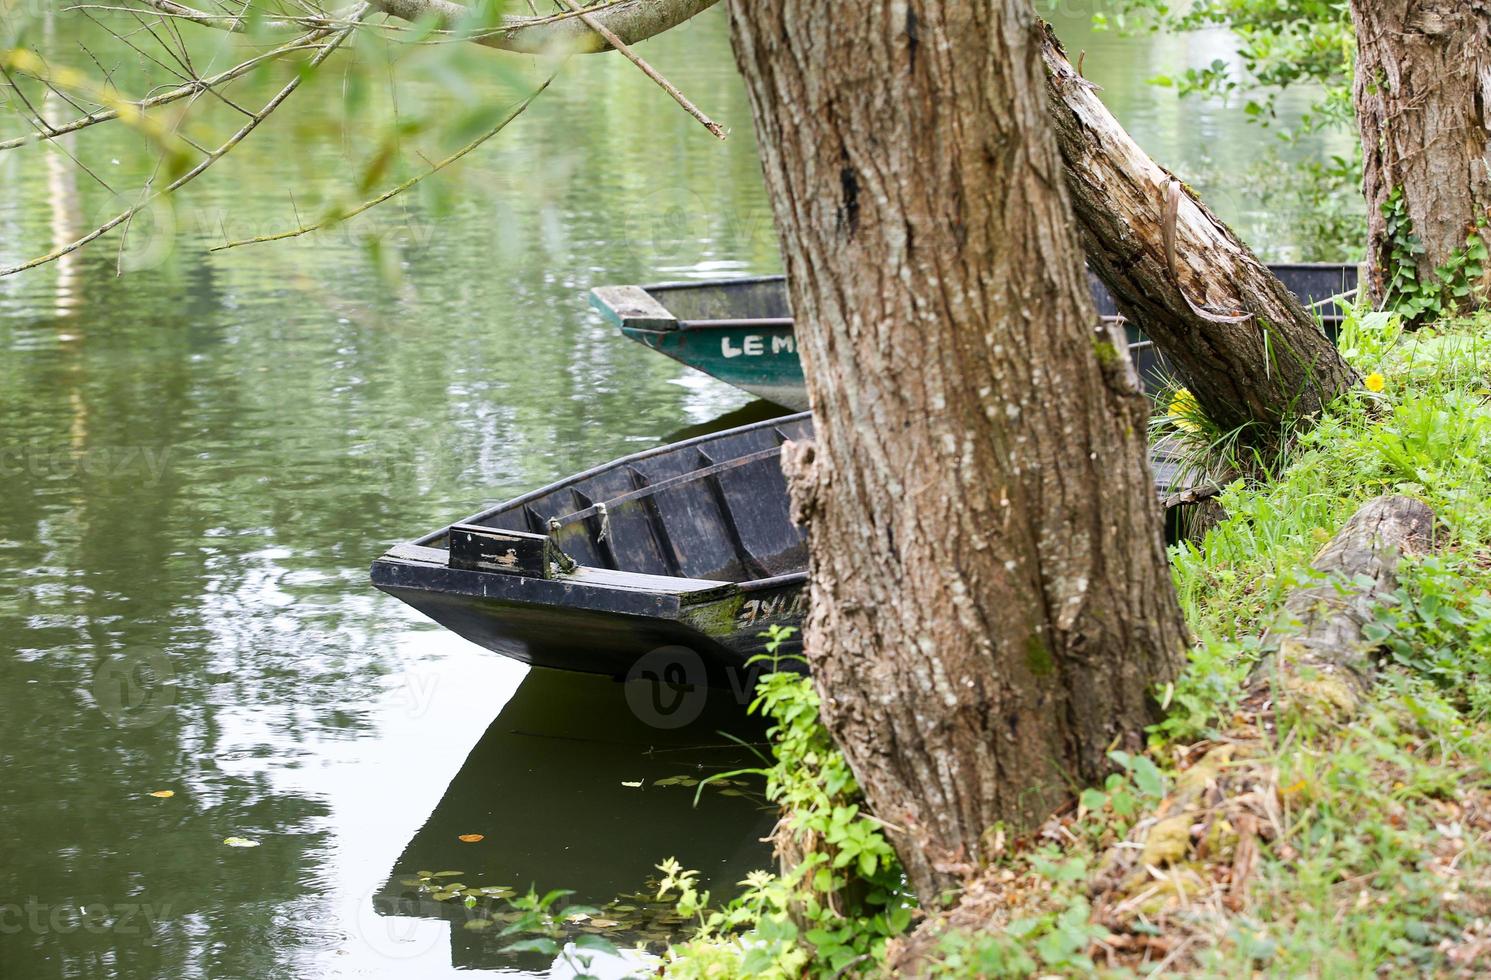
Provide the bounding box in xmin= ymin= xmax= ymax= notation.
xmin=372 ymin=413 xmax=1200 ymax=680
xmin=372 ymin=414 xmax=815 ymax=680
xmin=593 ymin=264 xmax=1361 ymax=410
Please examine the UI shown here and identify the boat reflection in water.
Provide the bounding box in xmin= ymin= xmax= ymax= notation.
xmin=373 ymin=664 xmax=776 ymax=974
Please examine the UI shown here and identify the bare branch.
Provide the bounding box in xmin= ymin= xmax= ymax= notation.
xmin=62 ymin=1 xmax=359 ymax=33
xmin=212 ymin=67 xmax=557 ymax=250
xmin=135 ymin=0 xmax=247 ymax=31
xmin=0 ymin=30 xmax=332 ymax=152
xmin=0 ymin=5 xmax=370 ymax=278
xmin=552 ymin=0 xmax=722 ymax=138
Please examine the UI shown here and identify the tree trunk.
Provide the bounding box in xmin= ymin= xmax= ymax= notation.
xmin=1042 ymin=27 xmax=1358 ymax=435
xmin=1351 ymin=1 xmax=1491 ymax=307
xmin=727 ymin=1 xmax=1189 ymax=903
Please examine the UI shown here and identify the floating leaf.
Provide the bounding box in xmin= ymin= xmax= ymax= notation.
xmin=463 ymin=918 xmax=493 ymax=931
xmin=457 ymin=833 xmax=484 ymax=843
xmin=431 ymin=870 xmax=463 ymax=877
xmin=431 ymin=890 xmax=458 ymax=901
xmin=223 ymin=836 xmax=259 ymax=848
xmin=148 ymin=790 xmax=175 ymax=798
xmin=473 ymin=886 xmax=514 ymax=897
xmin=398 ymin=878 xmax=426 ymax=887
xmin=417 ymin=870 xmax=434 ymax=878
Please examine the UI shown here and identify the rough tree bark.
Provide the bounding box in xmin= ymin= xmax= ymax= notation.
xmin=727 ymin=1 xmax=1189 ymax=903
xmin=1350 ymin=0 xmax=1491 ymax=305
xmin=1042 ymin=28 xmax=1358 ymax=434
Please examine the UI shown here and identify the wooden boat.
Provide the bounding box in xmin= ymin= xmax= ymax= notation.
xmin=372 ymin=414 xmax=815 ymax=680
xmin=593 ymin=264 xmax=1361 ymax=411
xmin=372 ymin=413 xmax=1199 ymax=680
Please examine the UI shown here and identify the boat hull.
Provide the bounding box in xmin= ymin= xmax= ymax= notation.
xmin=373 ymin=545 xmax=807 ymax=680
xmin=373 ymin=404 xmax=1207 ymax=683
xmin=621 ymin=322 xmax=808 ymax=411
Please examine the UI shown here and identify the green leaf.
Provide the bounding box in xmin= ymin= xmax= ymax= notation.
xmin=502 ymin=937 xmax=559 ymax=955
xmin=571 ymin=934 xmax=618 ymax=954
xmin=1131 ymin=756 xmax=1166 ymax=798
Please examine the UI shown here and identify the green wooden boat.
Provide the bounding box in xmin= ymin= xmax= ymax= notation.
xmin=593 ymin=265 xmax=1360 ymax=410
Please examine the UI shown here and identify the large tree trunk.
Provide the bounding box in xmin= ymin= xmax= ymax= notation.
xmin=1042 ymin=28 xmax=1358 ymax=435
xmin=727 ymin=1 xmax=1189 ymax=903
xmin=1351 ymin=1 xmax=1491 ymax=307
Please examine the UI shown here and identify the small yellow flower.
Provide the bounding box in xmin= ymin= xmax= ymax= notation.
xmin=1364 ymin=372 xmax=1385 ymax=393
xmin=1167 ymin=388 xmax=1202 ymax=433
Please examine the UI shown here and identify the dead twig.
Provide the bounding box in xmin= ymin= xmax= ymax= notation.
xmin=552 ymin=0 xmax=724 ymax=139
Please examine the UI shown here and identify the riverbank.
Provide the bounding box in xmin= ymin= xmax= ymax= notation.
xmin=654 ymin=305 xmax=1491 ymax=976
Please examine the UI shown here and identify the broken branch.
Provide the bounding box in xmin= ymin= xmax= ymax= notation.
xmin=552 ymin=0 xmax=724 ymax=139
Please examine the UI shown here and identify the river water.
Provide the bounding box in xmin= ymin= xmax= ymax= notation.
xmin=0 ymin=6 xmax=1356 ymax=978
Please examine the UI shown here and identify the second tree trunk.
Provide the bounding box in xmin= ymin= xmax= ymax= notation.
xmin=1351 ymin=0 xmax=1491 ymax=310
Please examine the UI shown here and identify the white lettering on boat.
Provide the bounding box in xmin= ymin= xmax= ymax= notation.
xmin=721 ymin=334 xmax=794 ymax=358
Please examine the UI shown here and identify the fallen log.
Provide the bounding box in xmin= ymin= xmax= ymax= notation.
xmin=1041 ymin=25 xmax=1359 ymax=437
